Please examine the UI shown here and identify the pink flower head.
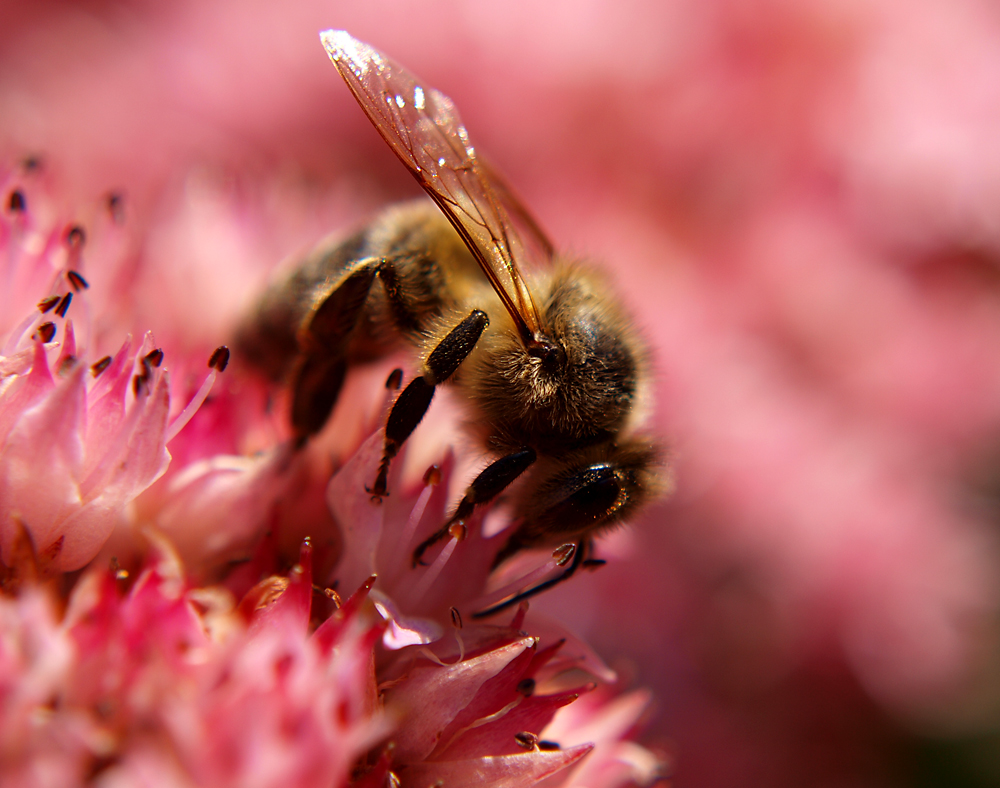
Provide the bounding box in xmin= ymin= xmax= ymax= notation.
xmin=0 ymin=112 xmax=664 ymax=788
xmin=0 ymin=176 xmax=239 ymax=575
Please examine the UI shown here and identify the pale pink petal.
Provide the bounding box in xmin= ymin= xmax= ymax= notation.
xmin=156 ymin=451 xmax=290 ymax=572
xmin=0 ymin=339 xmax=54 ymax=445
xmin=0 ymin=361 xmax=85 ymax=563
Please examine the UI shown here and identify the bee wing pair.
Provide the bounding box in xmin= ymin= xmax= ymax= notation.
xmin=321 ymin=29 xmax=552 ymax=345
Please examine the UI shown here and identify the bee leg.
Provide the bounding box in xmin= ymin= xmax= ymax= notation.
xmin=471 ymin=539 xmax=591 ymax=619
xmin=369 ymin=309 xmax=490 ymax=498
xmin=411 ymin=447 xmax=536 ymax=566
xmin=472 ymin=456 xmax=645 ymax=617
xmin=291 ymin=261 xmax=381 ymax=442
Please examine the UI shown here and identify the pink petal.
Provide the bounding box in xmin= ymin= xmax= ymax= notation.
xmin=432 ymin=688 xmax=585 ymax=760
xmin=400 ymin=744 xmax=593 ymax=788
xmin=430 ymin=637 xmax=538 ymax=758
xmin=326 ymin=430 xmax=388 ymax=593
xmin=384 ymin=635 xmax=536 ymax=761
xmin=312 ymin=575 xmax=378 ymax=654
xmin=371 ymin=589 xmax=443 ymax=649
xmin=156 ymin=451 xmax=289 ymax=572
xmin=0 ymin=339 xmax=54 ymax=446
xmin=247 ymin=539 xmax=313 ymax=637
xmin=0 ymin=362 xmax=85 ymax=564
xmin=56 ymin=371 xmax=171 ymax=571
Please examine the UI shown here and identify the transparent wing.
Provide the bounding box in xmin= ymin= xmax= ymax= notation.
xmin=321 ymin=30 xmax=553 ymax=343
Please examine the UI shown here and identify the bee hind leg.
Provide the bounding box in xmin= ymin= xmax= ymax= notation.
xmin=411 ymin=447 xmax=536 ymax=566
xmin=291 ymin=260 xmax=381 ymax=442
xmin=369 ymin=309 xmax=490 ymax=499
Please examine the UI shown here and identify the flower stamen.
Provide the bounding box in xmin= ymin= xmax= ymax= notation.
xmin=408 ymin=533 xmax=460 ymax=605
xmin=164 ymin=345 xmax=229 ymax=443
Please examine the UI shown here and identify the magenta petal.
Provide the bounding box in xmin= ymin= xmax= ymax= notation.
xmin=543 ymin=688 xmax=653 ymax=746
xmin=0 ymin=346 xmax=35 ymax=377
xmin=433 ymin=688 xmax=584 ymax=760
xmin=400 ymin=744 xmax=593 ymax=788
xmin=247 ymin=540 xmax=314 ymax=637
xmin=312 ymin=575 xmax=378 ymax=653
xmin=431 ymin=637 xmax=538 ymax=758
xmin=55 ymin=321 xmax=76 ymax=370
xmin=93 ymin=367 xmax=170 ymax=499
xmin=384 ymin=635 xmax=536 ymax=762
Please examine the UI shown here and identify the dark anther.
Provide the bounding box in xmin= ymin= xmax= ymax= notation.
xmin=552 ymin=543 xmax=576 ymax=566
xmin=527 ymin=337 xmax=566 ymax=373
xmin=324 ymin=587 xmax=343 ymax=608
xmin=66 ymin=270 xmax=89 ymax=291
xmin=385 ymin=367 xmax=403 ymax=390
xmin=133 ymin=373 xmax=148 ymax=397
xmin=106 ymin=192 xmax=124 ymax=223
xmin=110 ymin=556 xmax=129 ymax=581
xmin=66 ymin=225 xmax=86 ymax=249
xmin=208 ymin=345 xmax=230 ymax=372
xmin=7 ymin=190 xmax=25 ymax=213
xmin=582 ymin=558 xmax=607 ymax=571
xmin=37 ymin=295 xmax=60 ymax=314
xmin=22 ymin=156 xmax=42 ymax=172
xmin=35 ymin=322 xmax=56 ymax=343
xmin=54 ymin=293 xmax=72 ymax=318
xmin=58 ymin=355 xmax=77 ymax=375
xmin=91 ymin=356 xmax=112 ymax=377
xmin=537 ymin=740 xmax=561 ymax=751
xmin=423 ymin=464 xmax=441 ymax=486
xmin=514 ymin=732 xmax=538 ymax=751
xmin=516 ymin=678 xmax=536 ymax=697
xmin=450 ymin=607 xmax=463 ymax=629
xmin=144 ymin=348 xmax=164 ymax=368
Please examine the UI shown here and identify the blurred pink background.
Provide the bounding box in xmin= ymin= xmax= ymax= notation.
xmin=4 ymin=0 xmax=1000 ymax=785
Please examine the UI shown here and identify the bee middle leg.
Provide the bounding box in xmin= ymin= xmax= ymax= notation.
xmin=368 ymin=308 xmax=490 ymax=498
xmin=290 ymin=251 xmax=451 ymax=444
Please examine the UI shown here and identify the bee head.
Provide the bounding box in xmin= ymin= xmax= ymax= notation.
xmin=476 ymin=269 xmax=638 ymax=442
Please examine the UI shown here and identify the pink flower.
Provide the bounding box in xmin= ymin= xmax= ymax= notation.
xmin=0 ymin=88 xmax=663 ymax=788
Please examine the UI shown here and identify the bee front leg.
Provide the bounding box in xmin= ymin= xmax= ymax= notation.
xmin=369 ymin=309 xmax=489 ymax=498
xmin=411 ymin=447 xmax=537 ymax=566
xmin=471 ymin=539 xmax=591 ymax=619
xmin=472 ymin=448 xmax=656 ymax=617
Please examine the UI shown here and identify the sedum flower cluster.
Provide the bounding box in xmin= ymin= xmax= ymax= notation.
xmin=0 ymin=161 xmax=665 ymax=787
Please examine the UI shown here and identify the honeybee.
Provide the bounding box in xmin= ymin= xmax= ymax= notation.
xmin=237 ymin=31 xmax=662 ymax=616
